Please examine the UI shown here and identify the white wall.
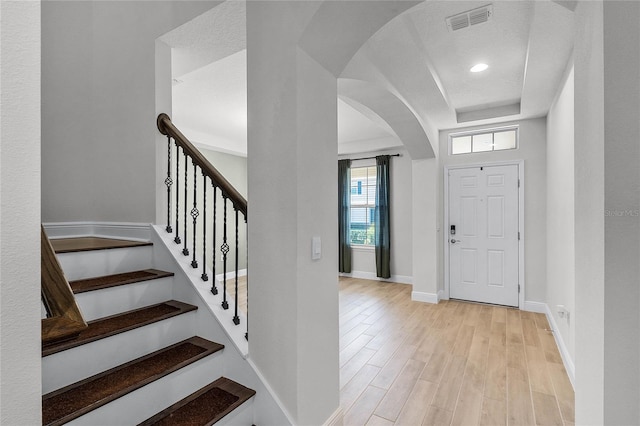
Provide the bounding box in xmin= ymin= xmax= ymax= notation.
xmin=0 ymin=1 xmax=42 ymax=424
xmin=246 ymin=3 xmax=338 ymax=423
xmin=412 ymin=157 xmax=439 ymax=301
xmin=573 ymin=1 xmax=640 ymax=423
xmin=573 ymin=3 xmax=605 ymax=422
xmin=41 ymin=1 xmax=218 ymax=224
xmin=200 ymin=148 xmax=248 ymax=271
xmin=600 ymin=1 xmax=640 ymax=424
xmin=339 ymin=149 xmax=413 ymax=282
xmin=439 ymin=117 xmax=547 ymax=304
xmin=546 ymin=64 xmax=575 ymax=363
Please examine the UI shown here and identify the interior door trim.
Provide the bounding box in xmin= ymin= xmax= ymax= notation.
xmin=443 ymin=160 xmax=525 ymax=309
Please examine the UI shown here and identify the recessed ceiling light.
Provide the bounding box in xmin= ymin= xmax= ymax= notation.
xmin=470 ymin=63 xmax=489 ymax=73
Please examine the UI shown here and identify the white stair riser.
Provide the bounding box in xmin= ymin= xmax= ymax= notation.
xmin=217 ymin=398 xmax=255 ymax=426
xmin=57 ymin=246 xmax=153 ymax=281
xmin=42 ymin=312 xmax=197 ymax=394
xmin=75 ymin=277 xmax=173 ymax=321
xmin=66 ymin=353 xmax=224 ymax=426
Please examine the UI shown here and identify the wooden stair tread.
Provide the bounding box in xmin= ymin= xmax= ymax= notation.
xmin=70 ymin=269 xmax=174 ymax=293
xmin=42 ymin=336 xmax=224 ymax=426
xmin=42 ymin=301 xmax=197 ymax=357
xmin=51 ymin=237 xmax=152 ymax=253
xmin=138 ymin=377 xmax=256 ymax=426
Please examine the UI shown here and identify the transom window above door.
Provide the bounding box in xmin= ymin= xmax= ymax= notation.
xmin=449 ymin=127 xmax=518 ymax=155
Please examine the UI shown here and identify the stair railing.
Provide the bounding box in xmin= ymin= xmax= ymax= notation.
xmin=41 ymin=226 xmax=88 ymax=345
xmin=157 ymin=114 xmax=248 ymax=340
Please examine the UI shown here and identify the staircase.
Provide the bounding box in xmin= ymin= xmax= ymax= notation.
xmin=41 ymin=236 xmax=256 ymax=425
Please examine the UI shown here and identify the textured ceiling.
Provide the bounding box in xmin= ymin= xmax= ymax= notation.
xmin=165 ymin=0 xmax=575 ymax=157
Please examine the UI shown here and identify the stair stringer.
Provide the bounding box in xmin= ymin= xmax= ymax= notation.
xmin=150 ymin=225 xmax=294 ymax=426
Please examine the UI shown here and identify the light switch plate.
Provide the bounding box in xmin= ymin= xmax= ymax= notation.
xmin=312 ymin=236 xmax=321 ymax=260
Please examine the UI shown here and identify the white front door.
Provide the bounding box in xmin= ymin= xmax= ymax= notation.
xmin=448 ymin=164 xmax=519 ymax=307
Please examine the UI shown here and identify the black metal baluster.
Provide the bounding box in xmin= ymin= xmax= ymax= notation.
xmin=190 ymin=162 xmax=199 ymax=268
xmin=174 ymin=144 xmax=181 ymax=245
xmin=221 ymin=196 xmax=229 ymax=310
xmin=244 ymin=212 xmax=248 ymax=340
xmin=182 ymin=150 xmax=189 ymax=256
xmin=165 ymin=136 xmax=173 ymax=233
xmin=211 ymin=186 xmax=218 ymax=295
xmin=233 ymin=206 xmax=240 ymax=325
xmin=201 ymin=174 xmax=208 ymax=281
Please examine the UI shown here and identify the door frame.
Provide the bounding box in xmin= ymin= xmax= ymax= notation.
xmin=443 ymin=160 xmax=525 ymax=308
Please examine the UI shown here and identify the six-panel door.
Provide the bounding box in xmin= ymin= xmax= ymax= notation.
xmin=448 ymin=164 xmax=519 ymax=307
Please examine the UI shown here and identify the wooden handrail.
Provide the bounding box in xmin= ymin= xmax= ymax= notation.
xmin=41 ymin=226 xmax=87 ymax=345
xmin=157 ymin=114 xmax=247 ymax=217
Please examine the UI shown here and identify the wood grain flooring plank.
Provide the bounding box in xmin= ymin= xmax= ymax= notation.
xmin=338 ymin=278 xmax=574 ymax=426
xmin=490 ymin=321 xmax=507 ymax=348
xmin=452 ymin=325 xmax=476 ymax=358
xmin=479 ymin=397 xmax=506 ymax=426
xmin=366 ymin=415 xmax=394 ymax=426
xmin=451 ymin=386 xmax=482 ymax=426
xmin=341 ymin=364 xmax=382 ymax=412
xmin=341 ymin=314 xmax=371 ymax=337
xmin=394 ymin=379 xmax=437 ymax=426
xmin=476 ymin=312 xmax=493 ymax=339
xmin=370 ymin=344 xmax=418 ymax=389
xmin=538 ymin=329 xmax=564 ymax=365
xmin=341 ymin=334 xmax=375 ymax=368
xmin=374 ymin=359 xmax=425 ymax=421
xmin=547 ymin=363 xmax=575 ymax=424
xmin=366 ymin=328 xmax=405 ymax=352
xmin=343 ymin=386 xmax=386 ymax=426
xmin=484 ymin=345 xmax=507 ymax=402
xmin=522 ymin=318 xmax=542 ymax=347
xmin=431 ymin=355 xmax=467 ymax=412
xmin=492 ymin=306 xmax=507 ymax=324
xmin=420 ymin=347 xmax=449 ymax=384
xmin=525 ymin=345 xmax=555 ymax=396
xmin=506 ymin=309 xmax=524 ymax=345
xmin=341 ymin=323 xmax=373 ymax=351
xmin=341 ymin=347 xmax=377 ymax=388
xmin=451 ymin=334 xmax=490 ymax=426
xmin=422 ymin=406 xmax=453 ymax=426
xmin=412 ymin=334 xmax=436 ymax=364
xmin=533 ymin=312 xmax=551 ymax=330
xmin=507 ymin=366 xmax=535 ymax=426
xmin=531 ymin=391 xmax=563 ymax=426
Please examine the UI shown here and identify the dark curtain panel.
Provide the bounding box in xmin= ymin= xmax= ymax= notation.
xmin=338 ymin=159 xmax=352 ymax=273
xmin=375 ymin=155 xmax=391 ymax=278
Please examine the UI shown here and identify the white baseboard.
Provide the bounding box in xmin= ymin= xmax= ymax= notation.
xmin=544 ymin=304 xmax=575 ymax=389
xmin=522 ymin=300 xmax=575 ymax=389
xmin=339 ymin=271 xmax=412 ymax=285
xmin=215 ymin=269 xmax=247 ymax=282
xmin=43 ymin=221 xmax=151 ymax=241
xmin=324 ymin=406 xmax=344 ymax=426
xmin=411 ymin=291 xmax=439 ymax=304
xmin=522 ymin=300 xmax=547 ymax=313
xmin=246 ymin=357 xmax=297 ymax=426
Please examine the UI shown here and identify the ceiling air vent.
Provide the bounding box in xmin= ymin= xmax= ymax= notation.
xmin=446 ymin=4 xmax=493 ymax=32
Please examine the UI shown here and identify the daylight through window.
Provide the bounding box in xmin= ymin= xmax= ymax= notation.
xmin=350 ymin=166 xmax=376 ymax=245
xmin=450 ymin=127 xmax=518 ymax=155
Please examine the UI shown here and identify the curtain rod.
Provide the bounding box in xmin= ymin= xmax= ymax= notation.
xmin=348 ymin=153 xmax=401 ymax=161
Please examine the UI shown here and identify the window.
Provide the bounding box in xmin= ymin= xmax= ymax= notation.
xmin=350 ymin=166 xmax=376 ymax=245
xmin=450 ymin=127 xmax=518 ymax=155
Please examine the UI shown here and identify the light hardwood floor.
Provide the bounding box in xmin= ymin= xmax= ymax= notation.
xmin=223 ymin=275 xmax=248 ymax=314
xmin=335 ymin=277 xmax=574 ymax=426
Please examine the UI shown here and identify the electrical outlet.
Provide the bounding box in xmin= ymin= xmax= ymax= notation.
xmin=556 ymin=305 xmax=570 ymax=322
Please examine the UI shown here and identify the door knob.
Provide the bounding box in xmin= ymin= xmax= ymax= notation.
xmin=451 ymin=239 xmax=460 ymax=244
